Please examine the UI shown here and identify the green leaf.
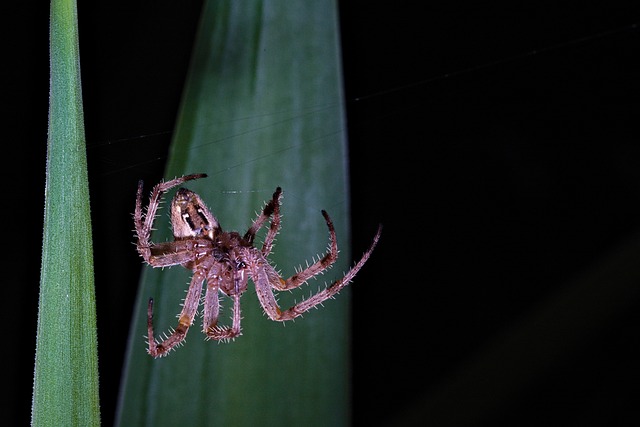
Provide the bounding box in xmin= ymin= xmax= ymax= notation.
xmin=116 ymin=1 xmax=353 ymax=426
xmin=32 ymin=0 xmax=100 ymax=426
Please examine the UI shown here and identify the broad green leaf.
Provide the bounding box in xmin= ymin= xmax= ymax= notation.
xmin=116 ymin=1 xmax=352 ymax=426
xmin=32 ymin=0 xmax=100 ymax=426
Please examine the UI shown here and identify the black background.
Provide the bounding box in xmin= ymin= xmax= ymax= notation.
xmin=6 ymin=2 xmax=640 ymax=426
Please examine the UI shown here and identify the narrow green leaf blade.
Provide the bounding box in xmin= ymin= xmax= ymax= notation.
xmin=117 ymin=1 xmax=353 ymax=426
xmin=32 ymin=0 xmax=100 ymax=426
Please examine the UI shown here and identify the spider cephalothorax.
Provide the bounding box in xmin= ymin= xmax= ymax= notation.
xmin=135 ymin=173 xmax=381 ymax=357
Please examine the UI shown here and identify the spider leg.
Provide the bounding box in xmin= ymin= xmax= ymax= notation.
xmin=278 ymin=210 xmax=339 ymax=291
xmin=147 ymin=265 xmax=207 ymax=357
xmin=203 ymin=266 xmax=243 ymax=341
xmin=252 ymin=213 xmax=382 ymax=321
xmin=280 ymin=224 xmax=380 ymax=320
xmin=260 ymin=189 xmax=282 ymax=257
xmin=202 ymin=270 xmax=221 ymax=334
xmin=135 ymin=173 xmax=207 ymax=261
xmin=243 ymin=187 xmax=282 ymax=256
xmin=144 ymin=239 xmax=211 ymax=268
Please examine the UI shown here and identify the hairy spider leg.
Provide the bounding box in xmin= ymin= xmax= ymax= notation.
xmin=147 ymin=258 xmax=211 ymax=357
xmin=243 ymin=187 xmax=282 ymax=256
xmin=203 ymin=262 xmax=243 ymax=341
xmin=135 ymin=173 xmax=207 ymax=260
xmin=251 ymin=212 xmax=382 ymax=321
xmin=260 ymin=188 xmax=282 ymax=257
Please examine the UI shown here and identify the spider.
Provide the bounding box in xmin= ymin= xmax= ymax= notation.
xmin=135 ymin=173 xmax=381 ymax=357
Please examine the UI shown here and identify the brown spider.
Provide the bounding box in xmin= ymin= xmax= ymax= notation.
xmin=135 ymin=173 xmax=381 ymax=357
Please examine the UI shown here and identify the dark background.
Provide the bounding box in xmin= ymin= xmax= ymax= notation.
xmin=6 ymin=2 xmax=640 ymax=426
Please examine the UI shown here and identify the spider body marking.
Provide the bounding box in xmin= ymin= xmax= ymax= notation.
xmin=134 ymin=173 xmax=381 ymax=357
